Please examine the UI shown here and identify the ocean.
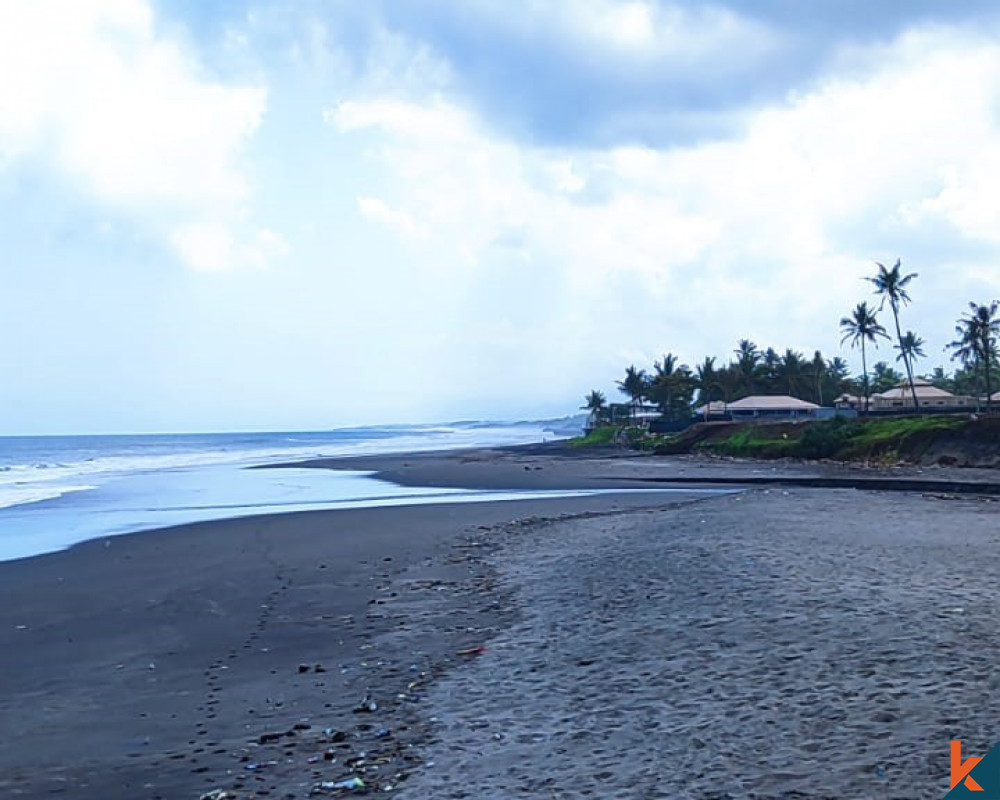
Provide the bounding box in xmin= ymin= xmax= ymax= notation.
xmin=0 ymin=421 xmax=583 ymax=563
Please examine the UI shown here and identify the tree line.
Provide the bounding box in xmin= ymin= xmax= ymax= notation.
xmin=584 ymin=260 xmax=1000 ymax=423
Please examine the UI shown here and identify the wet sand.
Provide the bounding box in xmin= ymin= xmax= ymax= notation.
xmin=2 ymin=446 xmax=999 ymax=798
xmin=0 ymin=468 xmax=705 ymax=799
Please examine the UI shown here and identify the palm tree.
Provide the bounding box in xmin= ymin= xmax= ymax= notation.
xmin=654 ymin=355 xmax=696 ymax=421
xmin=895 ymin=332 xmax=926 ymax=389
xmin=809 ymin=350 xmax=827 ymax=405
xmin=928 ymin=366 xmax=954 ymax=392
xmin=694 ymin=357 xmax=719 ymax=420
xmin=616 ymin=365 xmax=647 ymax=420
xmin=869 ymin=259 xmax=919 ymax=411
xmin=581 ymin=390 xmax=608 ymax=426
xmin=826 ymin=356 xmax=850 ymax=401
xmin=733 ymin=339 xmax=761 ymax=397
xmin=871 ymin=361 xmax=904 ymax=393
xmin=717 ymin=365 xmax=739 ymax=405
xmin=948 ymin=302 xmax=1000 ymax=411
xmin=761 ymin=347 xmax=781 ymax=394
xmin=779 ymin=349 xmax=807 ymax=398
xmin=840 ymin=302 xmax=889 ymax=415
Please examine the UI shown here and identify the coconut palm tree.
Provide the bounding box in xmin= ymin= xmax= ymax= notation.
xmin=648 ymin=354 xmax=694 ymax=421
xmin=840 ymin=302 xmax=889 ymax=415
xmin=870 ymin=361 xmax=904 ymax=393
xmin=808 ymin=350 xmax=827 ymax=405
xmin=948 ymin=302 xmax=1000 ymax=411
xmin=760 ymin=347 xmax=781 ymax=393
xmin=694 ymin=357 xmax=719 ymax=420
xmin=869 ymin=259 xmax=919 ymax=411
xmin=826 ymin=356 xmax=850 ymax=401
xmin=733 ymin=339 xmax=761 ymax=397
xmin=779 ymin=349 xmax=807 ymax=398
xmin=928 ymin=366 xmax=953 ymax=392
xmin=616 ymin=365 xmax=647 ymax=420
xmin=581 ymin=390 xmax=608 ymax=426
xmin=895 ymin=332 xmax=926 ymax=386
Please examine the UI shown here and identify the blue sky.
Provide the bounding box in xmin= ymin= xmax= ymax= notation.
xmin=3 ymin=0 xmax=1000 ymax=434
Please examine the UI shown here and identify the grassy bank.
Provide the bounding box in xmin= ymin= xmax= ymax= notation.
xmin=568 ymin=424 xmax=662 ymax=450
xmin=654 ymin=415 xmax=1000 ymax=466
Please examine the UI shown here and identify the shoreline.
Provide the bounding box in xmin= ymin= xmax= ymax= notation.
xmin=4 ymin=445 xmax=1000 ymax=797
xmin=266 ymin=441 xmax=1000 ymax=495
xmin=0 ymin=453 xmax=708 ymax=799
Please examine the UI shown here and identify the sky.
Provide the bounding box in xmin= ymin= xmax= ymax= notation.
xmin=3 ymin=0 xmax=1000 ymax=434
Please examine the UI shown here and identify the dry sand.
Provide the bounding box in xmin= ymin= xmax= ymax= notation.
xmin=2 ymin=447 xmax=999 ymax=799
xmin=397 ymin=486 xmax=1000 ymax=800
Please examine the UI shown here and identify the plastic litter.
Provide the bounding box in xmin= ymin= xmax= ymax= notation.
xmin=317 ymin=777 xmax=366 ymax=792
xmin=456 ymin=646 xmax=486 ymax=657
xmin=199 ymin=791 xmax=233 ymax=800
xmin=354 ymin=692 xmax=378 ymax=713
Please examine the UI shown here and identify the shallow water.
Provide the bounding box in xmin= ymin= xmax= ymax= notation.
xmin=0 ymin=424 xmax=563 ymax=561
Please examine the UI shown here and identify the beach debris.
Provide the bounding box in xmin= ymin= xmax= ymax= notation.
xmin=245 ymin=760 xmax=278 ymax=771
xmin=299 ymin=664 xmax=312 ymax=673
xmin=258 ymin=731 xmax=284 ymax=744
xmin=456 ymin=646 xmax=487 ymax=657
xmin=314 ymin=777 xmax=367 ymax=793
xmin=14 ymin=624 xmax=27 ymax=630
xmin=375 ymin=728 xmax=391 ymax=738
xmin=324 ymin=728 xmax=348 ymax=742
xmin=199 ymin=791 xmax=233 ymax=800
xmin=354 ymin=692 xmax=378 ymax=713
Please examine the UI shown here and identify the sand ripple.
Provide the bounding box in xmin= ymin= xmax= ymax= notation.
xmin=400 ymin=490 xmax=1000 ymax=799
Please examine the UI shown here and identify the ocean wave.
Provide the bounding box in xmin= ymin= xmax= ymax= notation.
xmin=0 ymin=484 xmax=98 ymax=510
xmin=0 ymin=423 xmax=559 ymax=512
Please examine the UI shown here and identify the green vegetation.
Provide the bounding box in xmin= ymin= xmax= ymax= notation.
xmin=584 ymin=259 xmax=998 ymax=424
xmin=568 ymin=425 xmax=621 ymax=447
xmin=568 ymin=424 xmax=672 ymax=451
xmin=684 ymin=415 xmax=970 ymax=463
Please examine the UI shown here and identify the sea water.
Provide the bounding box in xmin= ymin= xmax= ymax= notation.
xmin=0 ymin=422 xmax=584 ymax=562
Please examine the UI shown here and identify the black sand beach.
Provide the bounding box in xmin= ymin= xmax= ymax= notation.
xmin=2 ymin=446 xmax=999 ymax=798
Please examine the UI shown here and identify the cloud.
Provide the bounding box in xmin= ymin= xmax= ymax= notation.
xmin=325 ymin=23 xmax=1000 ymax=379
xmin=356 ymin=196 xmax=423 ymax=241
xmin=312 ymin=0 xmax=1000 ymax=148
xmin=170 ymin=223 xmax=289 ymax=272
xmin=0 ymin=0 xmax=276 ymax=270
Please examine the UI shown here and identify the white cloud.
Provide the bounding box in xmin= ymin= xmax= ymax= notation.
xmin=326 ymin=24 xmax=1000 ymax=378
xmin=0 ymin=0 xmax=275 ymax=270
xmin=170 ymin=223 xmax=289 ymax=272
xmin=357 ymin=196 xmax=423 ymax=241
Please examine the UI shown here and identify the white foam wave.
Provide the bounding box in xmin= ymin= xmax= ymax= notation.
xmin=0 ymin=424 xmax=557 ymax=512
xmin=0 ymin=483 xmax=98 ymax=510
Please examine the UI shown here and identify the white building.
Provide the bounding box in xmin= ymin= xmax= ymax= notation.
xmin=870 ymin=379 xmax=973 ymax=410
xmin=694 ymin=395 xmax=820 ymax=421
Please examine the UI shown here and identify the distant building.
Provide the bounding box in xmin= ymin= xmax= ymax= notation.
xmin=693 ymin=395 xmax=820 ymax=421
xmin=870 ymin=379 xmax=974 ymax=410
xmin=692 ymin=400 xmax=728 ymax=419
xmin=834 ymin=393 xmax=864 ymax=410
